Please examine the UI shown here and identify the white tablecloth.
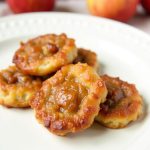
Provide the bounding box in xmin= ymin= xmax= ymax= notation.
xmin=0 ymin=0 xmax=150 ymax=35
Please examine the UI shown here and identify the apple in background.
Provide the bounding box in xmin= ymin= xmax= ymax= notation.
xmin=7 ymin=0 xmax=55 ymax=13
xmin=141 ymin=0 xmax=150 ymax=14
xmin=87 ymin=0 xmax=140 ymax=22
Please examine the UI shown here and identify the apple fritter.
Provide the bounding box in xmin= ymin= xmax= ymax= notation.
xmin=74 ymin=48 xmax=99 ymax=70
xmin=13 ymin=33 xmax=77 ymax=76
xmin=0 ymin=66 xmax=42 ymax=108
xmin=30 ymin=63 xmax=107 ymax=135
xmin=96 ymin=75 xmax=143 ymax=128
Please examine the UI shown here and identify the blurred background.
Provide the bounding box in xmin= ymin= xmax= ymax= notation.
xmin=0 ymin=0 xmax=150 ymax=34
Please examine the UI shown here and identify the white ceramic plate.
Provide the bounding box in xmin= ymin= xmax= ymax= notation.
xmin=0 ymin=13 xmax=150 ymax=150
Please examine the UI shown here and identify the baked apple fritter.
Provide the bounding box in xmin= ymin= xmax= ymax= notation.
xmin=96 ymin=75 xmax=143 ymax=128
xmin=74 ymin=48 xmax=98 ymax=70
xmin=13 ymin=33 xmax=77 ymax=76
xmin=30 ymin=63 xmax=107 ymax=135
xmin=0 ymin=66 xmax=42 ymax=108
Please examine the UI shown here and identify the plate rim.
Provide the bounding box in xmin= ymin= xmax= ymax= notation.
xmin=0 ymin=12 xmax=150 ymax=41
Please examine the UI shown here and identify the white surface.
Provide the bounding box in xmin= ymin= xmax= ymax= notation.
xmin=0 ymin=0 xmax=150 ymax=34
xmin=0 ymin=12 xmax=150 ymax=150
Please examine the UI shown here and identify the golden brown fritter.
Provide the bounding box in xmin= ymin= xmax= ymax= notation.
xmin=30 ymin=63 xmax=107 ymax=136
xmin=0 ymin=66 xmax=42 ymax=108
xmin=96 ymin=75 xmax=143 ymax=128
xmin=74 ymin=48 xmax=98 ymax=70
xmin=13 ymin=33 xmax=77 ymax=76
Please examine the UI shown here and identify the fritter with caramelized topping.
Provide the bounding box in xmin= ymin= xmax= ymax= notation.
xmin=13 ymin=33 xmax=77 ymax=76
xmin=30 ymin=63 xmax=107 ymax=135
xmin=0 ymin=66 xmax=42 ymax=108
xmin=74 ymin=48 xmax=98 ymax=70
xmin=96 ymin=75 xmax=143 ymax=128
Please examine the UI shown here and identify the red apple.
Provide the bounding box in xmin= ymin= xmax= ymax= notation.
xmin=7 ymin=0 xmax=55 ymax=13
xmin=141 ymin=0 xmax=150 ymax=14
xmin=87 ymin=0 xmax=140 ymax=22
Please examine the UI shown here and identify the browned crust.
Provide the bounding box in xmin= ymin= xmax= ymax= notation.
xmin=30 ymin=63 xmax=107 ymax=135
xmin=96 ymin=75 xmax=143 ymax=128
xmin=0 ymin=66 xmax=42 ymax=108
xmin=13 ymin=33 xmax=77 ymax=76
